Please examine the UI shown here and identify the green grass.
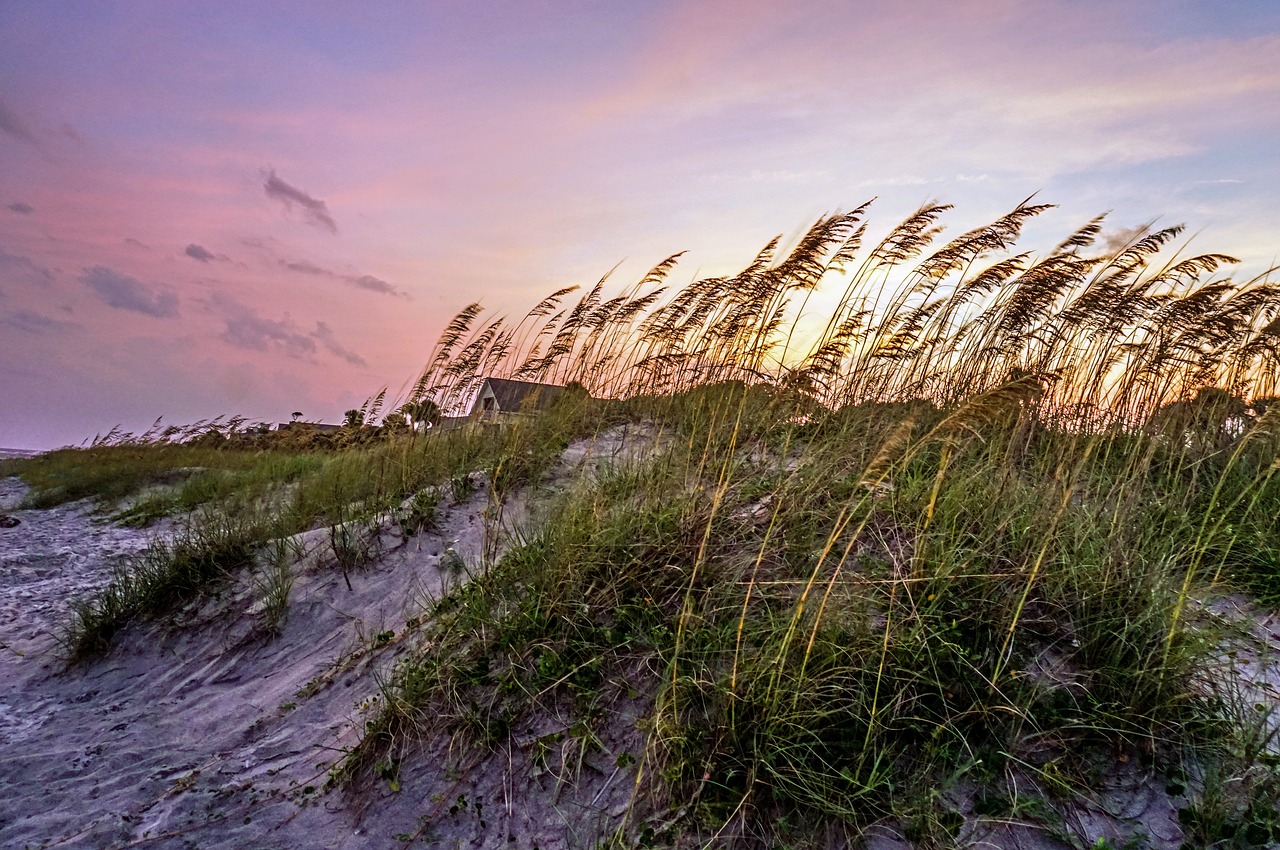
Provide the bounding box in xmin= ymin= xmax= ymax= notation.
xmin=338 ymin=190 xmax=1280 ymax=836
xmin=12 ymin=444 xmax=286 ymax=510
xmin=65 ymin=510 xmax=267 ymax=657
xmin=50 ymin=394 xmax=611 ymax=661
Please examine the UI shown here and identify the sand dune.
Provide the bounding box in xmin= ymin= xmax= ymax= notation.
xmin=2 ymin=423 xmax=1279 ymax=848
xmin=0 ymin=435 xmax=651 ymax=849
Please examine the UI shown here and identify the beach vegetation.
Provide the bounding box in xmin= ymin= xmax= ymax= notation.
xmin=336 ymin=199 xmax=1280 ymax=843
xmin=63 ymin=510 xmax=267 ymax=657
xmin=11 ymin=199 xmax=1280 ymax=843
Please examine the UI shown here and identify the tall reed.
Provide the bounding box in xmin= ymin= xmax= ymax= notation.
xmin=350 ymin=200 xmax=1280 ymax=845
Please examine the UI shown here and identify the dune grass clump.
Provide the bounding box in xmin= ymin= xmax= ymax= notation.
xmin=6 ymin=427 xmax=345 ymax=533
xmin=252 ymin=535 xmax=300 ymax=636
xmin=101 ymin=454 xmax=327 ymax=528
xmin=65 ymin=511 xmax=267 ymax=659
xmin=337 ymin=198 xmax=1280 ymax=843
xmin=348 ymin=383 xmax=1280 ymax=843
xmin=13 ymin=443 xmax=273 ymax=511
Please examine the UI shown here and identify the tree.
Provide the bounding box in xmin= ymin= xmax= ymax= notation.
xmin=402 ymin=399 xmax=441 ymax=430
xmin=380 ymin=411 xmax=409 ymax=434
xmin=291 ymin=411 xmax=303 ymax=423
xmin=343 ymin=409 xmax=363 ymax=428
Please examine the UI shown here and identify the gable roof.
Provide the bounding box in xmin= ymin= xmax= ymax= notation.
xmin=483 ymin=377 xmax=566 ymax=412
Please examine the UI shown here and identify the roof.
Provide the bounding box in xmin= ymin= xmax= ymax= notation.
xmin=483 ymin=378 xmax=567 ymax=412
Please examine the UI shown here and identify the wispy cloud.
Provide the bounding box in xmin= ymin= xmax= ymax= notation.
xmin=184 ymin=243 xmax=219 ymax=262
xmin=0 ymin=247 xmax=53 ymax=289
xmin=213 ymin=293 xmax=315 ymax=357
xmin=346 ymin=274 xmax=400 ymax=296
xmin=283 ymin=258 xmax=327 ymax=275
xmin=279 ymin=256 xmax=407 ymax=297
xmin=313 ymin=320 xmax=367 ymax=367
xmin=6 ymin=202 xmax=34 ymax=215
xmin=263 ymin=169 xmax=337 ymax=234
xmin=210 ymin=293 xmax=366 ymax=366
xmin=854 ymin=174 xmax=939 ymax=189
xmin=0 ymin=97 xmax=37 ymax=146
xmin=81 ymin=266 xmax=180 ymax=317
xmin=3 ymin=309 xmax=76 ymax=335
xmin=1101 ymin=224 xmax=1154 ymax=253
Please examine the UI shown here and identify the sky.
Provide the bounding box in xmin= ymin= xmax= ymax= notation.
xmin=1 ymin=0 xmax=1279 ymax=450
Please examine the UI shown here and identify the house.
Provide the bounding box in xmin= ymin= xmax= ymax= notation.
xmin=467 ymin=377 xmax=570 ymax=423
xmin=433 ymin=415 xmax=471 ymax=432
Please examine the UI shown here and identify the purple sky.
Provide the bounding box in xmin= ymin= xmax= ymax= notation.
xmin=2 ymin=0 xmax=1279 ymax=449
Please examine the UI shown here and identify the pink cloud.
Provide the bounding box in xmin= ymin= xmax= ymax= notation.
xmin=263 ymin=169 xmax=338 ymax=234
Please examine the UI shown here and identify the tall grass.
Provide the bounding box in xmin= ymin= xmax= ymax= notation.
xmin=343 ymin=201 xmax=1280 ymax=844
xmin=17 ymin=199 xmax=1280 ymax=841
xmin=405 ymin=199 xmax=1279 ymax=425
xmin=349 ymin=387 xmax=1279 ymax=842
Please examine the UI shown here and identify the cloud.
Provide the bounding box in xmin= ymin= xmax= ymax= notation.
xmin=278 ymin=256 xmax=407 ymax=297
xmin=4 ymin=309 xmax=75 ymax=335
xmin=313 ymin=321 xmax=367 ymax=367
xmin=210 ymin=294 xmax=366 ymax=366
xmin=346 ymin=274 xmax=400 ymax=296
xmin=1101 ymin=224 xmax=1154 ymax=254
xmin=283 ymin=258 xmax=328 ymax=275
xmin=211 ymin=293 xmax=316 ymax=357
xmin=184 ymin=243 xmax=218 ymax=262
xmin=854 ymin=174 xmax=938 ymax=189
xmin=0 ymin=246 xmax=53 ymax=290
xmin=7 ymin=202 xmax=34 ymax=215
xmin=81 ymin=266 xmax=180 ymax=318
xmin=123 ymin=237 xmax=152 ymax=250
xmin=0 ymin=97 xmax=37 ymax=145
xmin=263 ymin=169 xmax=338 ymax=234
